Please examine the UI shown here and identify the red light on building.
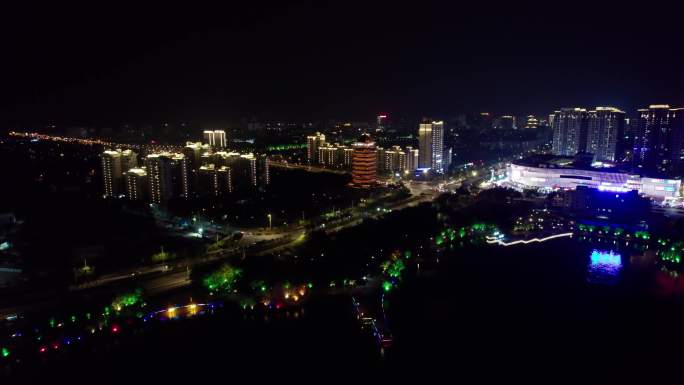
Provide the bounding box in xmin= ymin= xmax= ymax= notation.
xmin=350 ymin=134 xmax=378 ymax=188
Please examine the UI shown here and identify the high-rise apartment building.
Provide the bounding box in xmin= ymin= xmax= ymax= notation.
xmin=203 ymin=130 xmax=215 ymax=147
xmin=551 ymin=108 xmax=589 ymax=156
xmin=120 ymin=149 xmax=138 ymax=174
xmin=125 ymin=168 xmax=148 ymax=201
xmin=258 ymin=154 xmax=270 ymax=186
xmin=198 ymin=164 xmax=233 ymax=196
xmin=306 ymin=132 xmax=326 ymax=163
xmin=586 ymin=107 xmax=625 ymax=162
xmin=102 ymin=150 xmax=123 ymax=198
xmin=214 ymin=130 xmax=227 ymax=148
xmin=145 ymin=153 xmax=188 ymax=203
xmin=418 ymin=120 xmax=444 ymax=172
xmin=102 ymin=149 xmax=137 ymax=198
xmin=633 ymin=104 xmax=684 ymax=176
xmin=203 ymin=130 xmax=227 ymax=148
xmin=405 ymin=146 xmax=419 ymax=172
xmin=377 ymin=114 xmax=388 ymax=130
xmin=318 ymin=144 xmax=340 ymax=167
xmin=146 ymin=154 xmax=172 ymax=204
xmin=495 ymin=115 xmax=516 ymax=130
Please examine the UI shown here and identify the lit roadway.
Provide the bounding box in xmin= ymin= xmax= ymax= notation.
xmin=0 ymin=176 xmax=458 ymax=319
xmin=81 ymin=179 xmax=445 ymax=290
xmin=269 ymin=160 xmax=349 ymax=175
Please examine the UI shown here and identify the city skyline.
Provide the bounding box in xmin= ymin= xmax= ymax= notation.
xmin=4 ymin=3 xmax=684 ymax=382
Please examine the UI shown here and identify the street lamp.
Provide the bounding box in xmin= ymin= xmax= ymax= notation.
xmin=267 ymin=214 xmax=272 ymax=229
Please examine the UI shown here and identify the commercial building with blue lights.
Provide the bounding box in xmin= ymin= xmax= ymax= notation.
xmin=507 ymin=155 xmax=681 ymax=199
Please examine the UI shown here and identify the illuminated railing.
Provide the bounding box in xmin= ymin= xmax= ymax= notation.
xmin=486 ymin=232 xmax=574 ymax=246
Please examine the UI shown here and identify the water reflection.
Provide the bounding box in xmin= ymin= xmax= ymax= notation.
xmin=587 ymin=249 xmax=622 ymax=285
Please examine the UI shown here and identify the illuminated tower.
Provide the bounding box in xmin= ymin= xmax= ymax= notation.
xmin=146 ymin=154 xmax=172 ymax=204
xmin=145 ymin=153 xmax=187 ymax=203
xmin=183 ymin=142 xmax=203 ymax=170
xmin=169 ymin=153 xmax=189 ymax=198
xmin=203 ymin=130 xmax=215 ymax=147
xmin=377 ymin=114 xmax=388 ymax=130
xmin=376 ymin=146 xmax=386 ymax=173
xmin=551 ymin=108 xmax=589 ymax=156
xmin=120 ymin=149 xmax=138 ymax=173
xmin=342 ymin=147 xmax=354 ymax=168
xmin=405 ymin=146 xmax=418 ymax=172
xmin=125 ymin=168 xmax=148 ymax=201
xmin=524 ymin=115 xmax=539 ymax=129
xmin=213 ymin=130 xmax=227 ymax=148
xmin=633 ymin=104 xmax=684 ymax=176
xmin=102 ymin=150 xmax=123 ymax=198
xmin=418 ymin=120 xmax=444 ymax=172
xmin=182 ymin=142 xmax=205 ymax=196
xmin=586 ymin=107 xmax=625 ymax=162
xmin=318 ymin=144 xmax=337 ymax=166
xmin=258 ymin=154 xmax=270 ymax=186
xmin=306 ymin=132 xmax=326 ymax=163
xmin=101 ymin=148 xmax=137 ymax=198
xmin=198 ymin=164 xmax=233 ymax=196
xmin=351 ymin=134 xmax=378 ymax=188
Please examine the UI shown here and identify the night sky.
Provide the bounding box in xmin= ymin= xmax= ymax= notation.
xmin=1 ymin=2 xmax=683 ymax=126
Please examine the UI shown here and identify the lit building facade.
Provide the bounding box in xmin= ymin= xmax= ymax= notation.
xmin=258 ymin=154 xmax=270 ymax=186
xmin=418 ymin=120 xmax=444 ymax=172
xmin=376 ymin=147 xmax=386 ymax=172
xmin=444 ymin=147 xmax=452 ymax=171
xmin=319 ymin=145 xmax=339 ymax=166
xmin=586 ymin=107 xmax=625 ymax=163
xmin=405 ymin=147 xmax=419 ymax=173
xmin=182 ymin=142 xmax=210 ymax=197
xmin=203 ymin=130 xmax=227 ymax=148
xmin=508 ymin=159 xmax=680 ymax=199
xmin=102 ymin=150 xmax=123 ymax=198
xmin=169 ymin=153 xmax=189 ymax=198
xmin=317 ymin=143 xmax=353 ymax=169
xmin=342 ymin=147 xmax=354 ymax=167
xmin=214 ymin=130 xmax=227 ymax=148
xmin=306 ymin=132 xmax=326 ymax=163
xmin=633 ymin=105 xmax=684 ymax=176
xmin=552 ymin=108 xmax=588 ymax=156
xmin=198 ymin=164 xmax=233 ymax=196
xmin=183 ymin=142 xmax=204 ymax=170
xmin=125 ymin=168 xmax=148 ymax=201
xmin=146 ymin=154 xmax=173 ymax=204
xmin=377 ymin=114 xmax=388 ymax=130
xmin=351 ymin=135 xmax=378 ymax=188
xmin=203 ymin=130 xmax=215 ymax=147
xmin=102 ymin=149 xmax=137 ymax=198
xmin=237 ymin=154 xmax=257 ymax=188
xmin=195 ymin=151 xmax=266 ymax=195
xmin=382 ymin=146 xmax=406 ymax=173
xmin=120 ymin=149 xmax=138 ymax=174
xmin=524 ymin=115 xmax=539 ymax=129
xmin=145 ymin=153 xmax=188 ymax=203
xmin=495 ymin=115 xmax=516 ymax=130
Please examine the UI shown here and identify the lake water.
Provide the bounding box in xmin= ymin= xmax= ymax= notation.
xmin=9 ymin=237 xmax=684 ymax=383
